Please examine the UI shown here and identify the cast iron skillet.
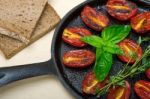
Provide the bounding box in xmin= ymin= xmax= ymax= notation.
xmin=0 ymin=0 xmax=150 ymax=98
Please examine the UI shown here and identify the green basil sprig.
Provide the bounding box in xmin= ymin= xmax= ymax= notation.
xmin=81 ymin=25 xmax=131 ymax=81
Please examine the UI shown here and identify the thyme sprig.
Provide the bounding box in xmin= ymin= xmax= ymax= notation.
xmin=96 ymin=45 xmax=150 ymax=97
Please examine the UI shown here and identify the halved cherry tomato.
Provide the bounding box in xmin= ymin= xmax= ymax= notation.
xmin=118 ymin=39 xmax=143 ymax=64
xmin=146 ymin=68 xmax=150 ymax=79
xmin=62 ymin=27 xmax=92 ymax=47
xmin=82 ymin=71 xmax=109 ymax=95
xmin=81 ymin=5 xmax=109 ymax=31
xmin=63 ymin=50 xmax=95 ymax=68
xmin=106 ymin=0 xmax=138 ymax=21
xmin=131 ymin=12 xmax=150 ymax=33
xmin=107 ymin=81 xmax=131 ymax=99
xmin=134 ymin=80 xmax=150 ymax=99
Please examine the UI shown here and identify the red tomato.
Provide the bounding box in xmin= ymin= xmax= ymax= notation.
xmin=82 ymin=71 xmax=109 ymax=95
xmin=107 ymin=81 xmax=131 ymax=99
xmin=63 ymin=50 xmax=95 ymax=68
xmin=62 ymin=27 xmax=92 ymax=47
xmin=81 ymin=5 xmax=109 ymax=31
xmin=118 ymin=39 xmax=143 ymax=64
xmin=134 ymin=80 xmax=150 ymax=99
xmin=106 ymin=0 xmax=138 ymax=21
xmin=146 ymin=68 xmax=150 ymax=79
xmin=131 ymin=12 xmax=150 ymax=33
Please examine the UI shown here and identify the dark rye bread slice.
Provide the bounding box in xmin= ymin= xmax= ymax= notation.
xmin=0 ymin=0 xmax=48 ymax=43
xmin=0 ymin=4 xmax=60 ymax=59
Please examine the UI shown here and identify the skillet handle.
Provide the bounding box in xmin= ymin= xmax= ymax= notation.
xmin=0 ymin=59 xmax=57 ymax=86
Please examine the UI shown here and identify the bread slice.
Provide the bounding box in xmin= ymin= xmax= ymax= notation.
xmin=0 ymin=0 xmax=48 ymax=43
xmin=0 ymin=4 xmax=60 ymax=59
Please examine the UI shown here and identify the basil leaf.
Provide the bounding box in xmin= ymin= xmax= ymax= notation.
xmin=81 ymin=35 xmax=104 ymax=48
xmin=94 ymin=48 xmax=113 ymax=81
xmin=104 ymin=43 xmax=123 ymax=55
xmin=102 ymin=25 xmax=131 ymax=43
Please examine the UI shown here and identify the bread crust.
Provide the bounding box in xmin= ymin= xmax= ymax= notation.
xmin=0 ymin=4 xmax=60 ymax=59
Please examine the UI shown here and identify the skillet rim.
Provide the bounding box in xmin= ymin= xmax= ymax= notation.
xmin=51 ymin=0 xmax=150 ymax=98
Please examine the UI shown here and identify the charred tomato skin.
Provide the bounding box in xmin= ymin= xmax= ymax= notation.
xmin=82 ymin=71 xmax=109 ymax=95
xmin=131 ymin=12 xmax=150 ymax=33
xmin=81 ymin=5 xmax=109 ymax=31
xmin=63 ymin=50 xmax=95 ymax=68
xmin=118 ymin=39 xmax=143 ymax=64
xmin=62 ymin=27 xmax=92 ymax=47
xmin=146 ymin=68 xmax=150 ymax=79
xmin=106 ymin=0 xmax=138 ymax=21
xmin=107 ymin=81 xmax=131 ymax=99
xmin=134 ymin=80 xmax=150 ymax=99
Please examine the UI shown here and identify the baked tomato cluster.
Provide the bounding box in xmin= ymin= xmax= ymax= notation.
xmin=106 ymin=0 xmax=138 ymax=21
xmin=61 ymin=0 xmax=150 ymax=98
xmin=62 ymin=5 xmax=109 ymax=68
xmin=131 ymin=12 xmax=150 ymax=33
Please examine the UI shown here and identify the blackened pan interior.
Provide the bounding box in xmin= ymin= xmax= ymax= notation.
xmin=52 ymin=0 xmax=150 ymax=98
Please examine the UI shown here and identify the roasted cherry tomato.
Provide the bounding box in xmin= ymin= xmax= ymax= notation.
xmin=134 ymin=80 xmax=150 ymax=99
xmin=81 ymin=5 xmax=109 ymax=31
xmin=82 ymin=71 xmax=109 ymax=95
xmin=131 ymin=12 xmax=150 ymax=33
xmin=63 ymin=50 xmax=95 ymax=68
xmin=106 ymin=0 xmax=138 ymax=21
xmin=118 ymin=39 xmax=142 ymax=64
xmin=107 ymin=81 xmax=131 ymax=99
xmin=146 ymin=68 xmax=150 ymax=79
xmin=62 ymin=27 xmax=92 ymax=47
